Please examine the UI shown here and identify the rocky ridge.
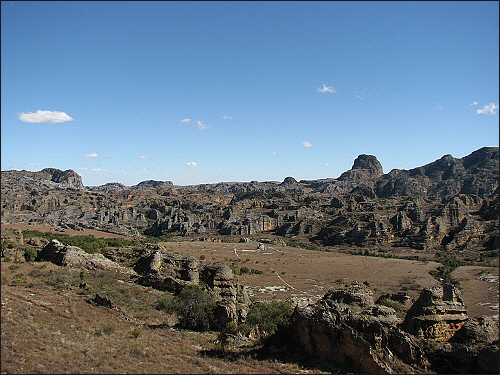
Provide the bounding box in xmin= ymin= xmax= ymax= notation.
xmin=2 ymin=147 xmax=497 ymax=259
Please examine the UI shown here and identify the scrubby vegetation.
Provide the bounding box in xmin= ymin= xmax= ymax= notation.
xmin=156 ymin=285 xmax=218 ymax=332
xmin=22 ymin=230 xmax=142 ymax=253
xmin=430 ymin=254 xmax=463 ymax=285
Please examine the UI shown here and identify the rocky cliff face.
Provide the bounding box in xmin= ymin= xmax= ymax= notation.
xmin=1 ymin=148 xmax=498 ymax=259
xmin=287 ymin=281 xmax=498 ymax=374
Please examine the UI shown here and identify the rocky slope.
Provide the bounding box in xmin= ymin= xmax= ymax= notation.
xmin=2 ymin=147 xmax=498 ymax=259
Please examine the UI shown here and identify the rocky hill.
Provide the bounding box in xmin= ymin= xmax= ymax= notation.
xmin=2 ymin=147 xmax=498 ymax=259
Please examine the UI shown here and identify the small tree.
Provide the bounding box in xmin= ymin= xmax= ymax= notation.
xmin=156 ymin=285 xmax=217 ymax=332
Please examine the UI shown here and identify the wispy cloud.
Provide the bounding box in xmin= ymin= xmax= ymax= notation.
xmin=132 ymin=167 xmax=153 ymax=170
xmin=178 ymin=118 xmax=211 ymax=130
xmin=139 ymin=155 xmax=152 ymax=160
xmin=470 ymin=101 xmax=478 ymax=106
xmin=186 ymin=162 xmax=197 ymax=166
xmin=222 ymin=115 xmax=232 ymax=120
xmin=18 ymin=110 xmax=74 ymax=123
xmin=78 ymin=167 xmax=88 ymax=171
xmin=477 ymin=103 xmax=499 ymax=115
xmin=91 ymin=168 xmax=107 ymax=172
xmin=317 ymin=84 xmax=336 ymax=93
xmin=196 ymin=120 xmax=210 ymax=130
xmin=83 ymin=153 xmax=110 ymax=159
xmin=302 ymin=141 xmax=313 ymax=148
xmin=435 ymin=103 xmax=444 ymax=111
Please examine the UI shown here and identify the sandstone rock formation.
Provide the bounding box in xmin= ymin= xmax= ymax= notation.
xmin=287 ymin=281 xmax=498 ymax=374
xmin=288 ymin=281 xmax=430 ymax=373
xmin=36 ymin=239 xmax=137 ymax=276
xmin=401 ymin=284 xmax=468 ymax=341
xmin=132 ymin=246 xmax=251 ymax=325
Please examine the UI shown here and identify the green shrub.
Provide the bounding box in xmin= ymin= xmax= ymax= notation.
xmin=245 ymin=300 xmax=294 ymax=335
xmin=377 ymin=298 xmax=405 ymax=312
xmin=21 ymin=230 xmax=141 ymax=254
xmin=130 ymin=327 xmax=141 ymax=338
xmin=156 ymin=286 xmax=217 ymax=332
xmin=24 ymin=247 xmax=38 ymax=262
xmin=1 ymin=239 xmax=18 ymax=250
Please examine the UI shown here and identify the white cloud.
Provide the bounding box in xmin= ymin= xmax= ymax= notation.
xmin=178 ymin=118 xmax=210 ymax=130
xmin=222 ymin=115 xmax=232 ymax=120
xmin=477 ymin=103 xmax=499 ymax=115
xmin=186 ymin=162 xmax=197 ymax=166
xmin=139 ymin=155 xmax=152 ymax=160
xmin=18 ymin=110 xmax=74 ymax=123
xmin=132 ymin=167 xmax=153 ymax=170
xmin=196 ymin=120 xmax=210 ymax=130
xmin=470 ymin=101 xmax=478 ymax=106
xmin=317 ymin=84 xmax=336 ymax=93
xmin=272 ymin=152 xmax=277 ymax=155
xmin=78 ymin=167 xmax=88 ymax=171
xmin=83 ymin=153 xmax=110 ymax=159
xmin=302 ymin=141 xmax=313 ymax=148
xmin=435 ymin=103 xmax=444 ymax=111
xmin=91 ymin=168 xmax=107 ymax=172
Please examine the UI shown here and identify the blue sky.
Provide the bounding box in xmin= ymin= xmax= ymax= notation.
xmin=2 ymin=1 xmax=498 ymax=187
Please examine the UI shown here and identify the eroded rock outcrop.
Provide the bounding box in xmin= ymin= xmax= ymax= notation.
xmin=401 ymin=284 xmax=468 ymax=341
xmin=36 ymin=239 xmax=137 ymax=276
xmin=133 ymin=248 xmax=251 ymax=326
xmin=288 ymin=281 xmax=430 ymax=374
xmin=287 ymin=281 xmax=498 ymax=374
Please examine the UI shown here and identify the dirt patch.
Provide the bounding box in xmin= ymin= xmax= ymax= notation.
xmin=451 ymin=266 xmax=499 ymax=321
xmin=162 ymin=241 xmax=439 ymax=302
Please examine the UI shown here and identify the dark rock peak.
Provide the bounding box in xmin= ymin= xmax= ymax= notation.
xmin=337 ymin=154 xmax=383 ymax=181
xmin=281 ymin=176 xmax=297 ymax=185
xmin=132 ymin=180 xmax=174 ymax=190
xmin=352 ymin=154 xmax=383 ymax=174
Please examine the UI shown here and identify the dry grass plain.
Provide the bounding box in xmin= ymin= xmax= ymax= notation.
xmin=1 ymin=223 xmax=498 ymax=373
xmin=163 ymin=239 xmax=499 ymax=320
